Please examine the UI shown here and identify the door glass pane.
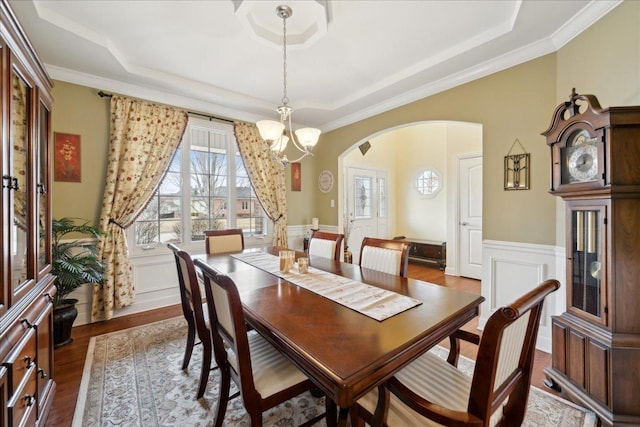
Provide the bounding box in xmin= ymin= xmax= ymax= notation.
xmin=11 ymin=71 xmax=31 ymax=289
xmin=37 ymin=103 xmax=50 ymax=272
xmin=378 ymin=177 xmax=386 ymax=218
xmin=570 ymin=209 xmax=602 ymax=317
xmin=354 ymin=176 xmax=372 ymax=219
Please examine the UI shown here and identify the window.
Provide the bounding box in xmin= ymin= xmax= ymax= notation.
xmin=130 ymin=118 xmax=269 ymax=252
xmin=415 ymin=168 xmax=442 ymax=198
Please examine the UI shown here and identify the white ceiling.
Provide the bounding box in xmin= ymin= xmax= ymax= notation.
xmin=10 ymin=0 xmax=621 ymax=132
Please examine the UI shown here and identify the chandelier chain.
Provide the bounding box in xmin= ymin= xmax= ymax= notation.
xmin=281 ymin=12 xmax=289 ymax=106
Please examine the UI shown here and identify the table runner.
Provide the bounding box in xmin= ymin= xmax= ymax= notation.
xmin=231 ymin=252 xmax=422 ymax=321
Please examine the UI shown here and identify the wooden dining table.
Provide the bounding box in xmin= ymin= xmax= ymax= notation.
xmin=196 ymin=246 xmax=484 ymax=424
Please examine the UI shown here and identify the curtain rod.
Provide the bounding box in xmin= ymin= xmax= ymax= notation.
xmin=98 ymin=91 xmax=235 ymax=124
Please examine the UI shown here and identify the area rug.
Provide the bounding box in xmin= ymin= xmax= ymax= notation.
xmin=73 ymin=316 xmax=597 ymax=427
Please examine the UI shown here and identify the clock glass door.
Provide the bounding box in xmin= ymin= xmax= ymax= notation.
xmin=569 ymin=205 xmax=606 ymax=323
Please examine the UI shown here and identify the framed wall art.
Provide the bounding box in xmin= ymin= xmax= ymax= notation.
xmin=54 ymin=132 xmax=81 ymax=182
xmin=291 ymin=162 xmax=301 ymax=191
xmin=504 ymin=139 xmax=530 ymax=190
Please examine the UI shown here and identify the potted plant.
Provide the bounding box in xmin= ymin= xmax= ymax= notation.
xmin=52 ymin=217 xmax=107 ymax=347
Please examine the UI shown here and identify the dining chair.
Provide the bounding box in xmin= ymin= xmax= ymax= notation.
xmin=308 ymin=230 xmax=344 ymax=261
xmin=204 ymin=228 xmax=245 ymax=254
xmin=350 ymin=279 xmax=560 ymax=427
xmin=168 ymin=243 xmax=216 ymax=399
xmin=358 ymin=237 xmax=411 ymax=277
xmin=194 ymin=258 xmax=337 ymax=427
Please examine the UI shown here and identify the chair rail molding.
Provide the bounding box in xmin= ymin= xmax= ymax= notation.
xmin=481 ymin=239 xmax=564 ymax=353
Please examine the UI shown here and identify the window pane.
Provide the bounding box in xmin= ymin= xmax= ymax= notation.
xmin=131 ymin=119 xmax=270 ymax=249
xmin=355 ymin=176 xmax=372 ymax=218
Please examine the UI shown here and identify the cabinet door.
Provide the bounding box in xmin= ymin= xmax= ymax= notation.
xmin=1 ymin=36 xmax=6 ymax=316
xmin=9 ymin=61 xmax=35 ymax=305
xmin=35 ymin=295 xmax=54 ymax=420
xmin=567 ymin=202 xmax=608 ymax=326
xmin=36 ymin=101 xmax=51 ymax=277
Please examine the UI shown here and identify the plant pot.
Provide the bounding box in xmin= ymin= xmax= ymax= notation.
xmin=53 ymin=298 xmax=79 ymax=348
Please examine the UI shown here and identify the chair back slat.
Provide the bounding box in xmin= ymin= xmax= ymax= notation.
xmin=195 ymin=259 xmax=257 ymax=399
xmin=361 ymin=246 xmax=402 ymax=275
xmin=309 ymin=238 xmax=337 ymax=260
xmin=359 ymin=237 xmax=410 ymax=277
xmin=205 ymin=229 xmax=245 ymax=254
xmin=493 ymin=310 xmax=530 ymax=391
xmin=468 ymin=279 xmax=559 ymax=424
xmin=168 ymin=243 xmax=206 ymax=331
xmin=308 ymin=231 xmax=344 ymax=261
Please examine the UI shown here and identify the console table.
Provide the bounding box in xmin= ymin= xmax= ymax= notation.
xmin=394 ymin=238 xmax=446 ymax=270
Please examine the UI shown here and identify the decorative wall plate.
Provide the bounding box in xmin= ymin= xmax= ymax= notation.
xmin=318 ymin=170 xmax=333 ymax=193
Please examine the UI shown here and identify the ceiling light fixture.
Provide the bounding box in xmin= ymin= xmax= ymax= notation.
xmin=256 ymin=5 xmax=321 ymax=167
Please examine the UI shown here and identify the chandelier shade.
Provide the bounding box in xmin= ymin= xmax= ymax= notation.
xmin=256 ymin=5 xmax=321 ymax=166
xmin=295 ymin=128 xmax=321 ymax=148
xmin=270 ymin=135 xmax=289 ymax=152
xmin=256 ymin=120 xmax=285 ymax=143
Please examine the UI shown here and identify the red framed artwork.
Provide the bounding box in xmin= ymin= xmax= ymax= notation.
xmin=291 ymin=162 xmax=301 ymax=191
xmin=54 ymin=132 xmax=81 ymax=182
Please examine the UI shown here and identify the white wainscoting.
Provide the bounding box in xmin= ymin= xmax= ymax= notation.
xmin=481 ymin=240 xmax=566 ymax=353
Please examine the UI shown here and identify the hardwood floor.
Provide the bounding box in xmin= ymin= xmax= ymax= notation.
xmin=46 ymin=262 xmax=559 ymax=426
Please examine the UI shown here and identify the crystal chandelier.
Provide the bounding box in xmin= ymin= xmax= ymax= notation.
xmin=256 ymin=5 xmax=321 ymax=167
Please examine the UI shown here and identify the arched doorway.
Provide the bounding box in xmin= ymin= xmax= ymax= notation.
xmin=337 ymin=121 xmax=482 ymax=277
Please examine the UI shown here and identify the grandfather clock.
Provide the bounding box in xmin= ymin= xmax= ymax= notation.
xmin=542 ymin=89 xmax=640 ymax=426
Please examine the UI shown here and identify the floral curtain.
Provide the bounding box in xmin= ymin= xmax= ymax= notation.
xmin=92 ymin=96 xmax=188 ymax=321
xmin=233 ymin=122 xmax=288 ymax=246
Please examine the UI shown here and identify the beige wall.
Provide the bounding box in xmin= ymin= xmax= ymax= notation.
xmin=51 ymin=81 xmax=109 ymax=226
xmin=317 ymin=54 xmax=558 ymax=245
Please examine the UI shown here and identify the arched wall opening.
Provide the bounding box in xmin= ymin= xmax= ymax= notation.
xmin=337 ymin=120 xmax=482 ymax=276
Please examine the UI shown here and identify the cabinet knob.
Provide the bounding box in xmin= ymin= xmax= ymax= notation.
xmin=23 ymin=356 xmax=34 ymax=368
xmin=24 ymin=394 xmax=36 ymax=407
xmin=460 ymin=222 xmax=469 ymax=226
xmin=20 ymin=318 xmax=34 ymax=329
xmin=43 ymin=293 xmax=54 ymax=303
xmin=38 ymin=368 xmax=47 ymax=379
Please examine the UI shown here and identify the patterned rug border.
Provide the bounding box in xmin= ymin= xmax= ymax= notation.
xmin=71 ymin=317 xmax=183 ymax=427
xmin=72 ymin=316 xmax=598 ymax=427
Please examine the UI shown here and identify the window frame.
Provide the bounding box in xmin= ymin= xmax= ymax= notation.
xmin=127 ymin=117 xmax=271 ymax=256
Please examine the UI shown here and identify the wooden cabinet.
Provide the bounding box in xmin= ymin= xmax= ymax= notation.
xmin=542 ymin=90 xmax=640 ymax=426
xmin=394 ymin=238 xmax=446 ymax=270
xmin=0 ymin=1 xmax=56 ymax=425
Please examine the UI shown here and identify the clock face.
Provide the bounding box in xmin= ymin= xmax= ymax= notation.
xmin=564 ymin=129 xmax=599 ymax=184
xmin=568 ymin=144 xmax=598 ymax=182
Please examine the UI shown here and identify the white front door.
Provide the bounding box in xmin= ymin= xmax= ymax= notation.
xmin=346 ymin=167 xmax=388 ymax=264
xmin=459 ymin=155 xmax=483 ymax=279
